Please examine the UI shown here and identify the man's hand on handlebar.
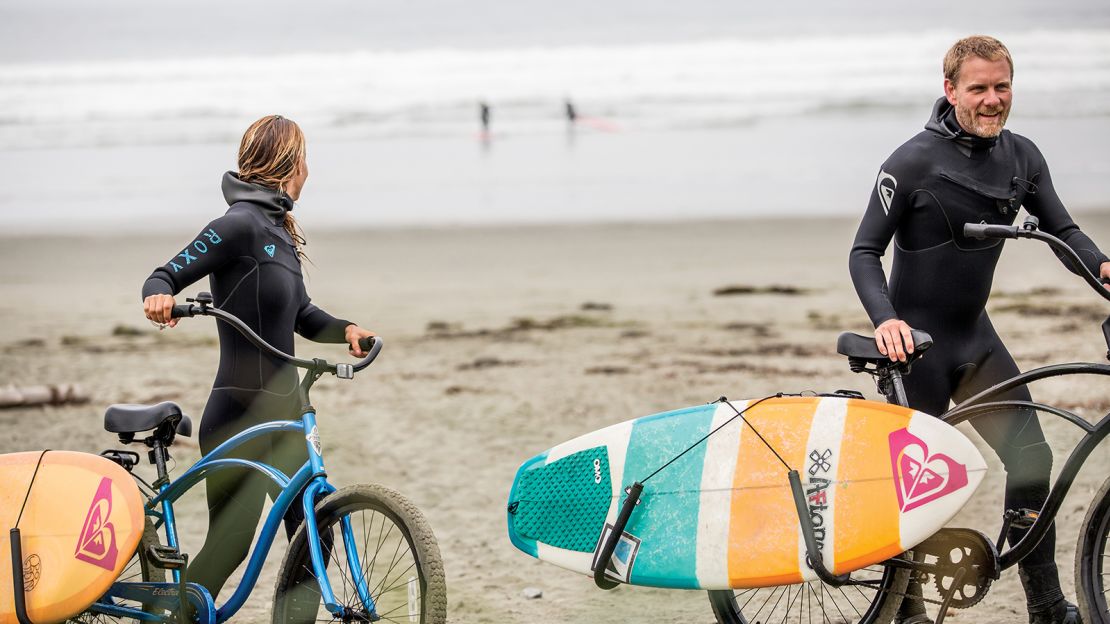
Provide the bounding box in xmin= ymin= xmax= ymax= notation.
xmin=345 ymin=324 xmax=377 ymax=358
xmin=144 ymin=294 xmax=179 ymax=329
xmin=875 ymin=318 xmax=915 ymax=362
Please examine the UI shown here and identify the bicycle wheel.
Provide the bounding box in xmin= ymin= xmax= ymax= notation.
xmin=1076 ymin=474 xmax=1110 ymax=624
xmin=68 ymin=517 xmax=165 ymax=623
xmin=707 ymin=557 xmax=910 ymax=624
xmin=272 ymin=483 xmax=447 ymax=624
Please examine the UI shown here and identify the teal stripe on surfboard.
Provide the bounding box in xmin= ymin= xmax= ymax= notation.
xmin=621 ymin=403 xmax=717 ymax=588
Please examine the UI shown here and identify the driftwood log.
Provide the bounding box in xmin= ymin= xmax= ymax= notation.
xmin=0 ymin=385 xmax=90 ymax=408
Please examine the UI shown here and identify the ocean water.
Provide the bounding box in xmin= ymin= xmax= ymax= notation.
xmin=1 ymin=0 xmax=1108 ymax=231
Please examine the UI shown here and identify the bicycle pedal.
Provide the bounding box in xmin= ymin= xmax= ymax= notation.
xmin=147 ymin=543 xmax=188 ymax=570
xmin=1010 ymin=508 xmax=1040 ymax=530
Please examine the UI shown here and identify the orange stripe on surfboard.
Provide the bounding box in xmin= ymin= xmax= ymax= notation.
xmin=832 ymin=399 xmax=911 ymax=574
xmin=727 ymin=397 xmax=819 ymax=587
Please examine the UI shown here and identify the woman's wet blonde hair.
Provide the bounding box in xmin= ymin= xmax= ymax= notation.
xmin=238 ymin=115 xmax=308 ymax=259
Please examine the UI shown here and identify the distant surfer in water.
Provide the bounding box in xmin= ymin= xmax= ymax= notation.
xmin=479 ymin=100 xmax=491 ymax=133
xmin=564 ymin=98 xmax=577 ymax=124
xmin=850 ymin=35 xmax=1107 ymax=624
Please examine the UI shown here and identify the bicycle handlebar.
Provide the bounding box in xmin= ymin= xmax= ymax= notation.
xmin=964 ymin=220 xmax=1110 ymax=304
xmin=171 ymin=299 xmax=382 ymax=376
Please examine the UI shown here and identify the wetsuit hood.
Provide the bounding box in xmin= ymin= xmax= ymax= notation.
xmin=924 ymin=96 xmax=999 ymax=153
xmin=221 ymin=171 xmax=294 ymax=224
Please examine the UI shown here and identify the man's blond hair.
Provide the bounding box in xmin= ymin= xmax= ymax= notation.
xmin=943 ymin=35 xmax=1014 ymax=85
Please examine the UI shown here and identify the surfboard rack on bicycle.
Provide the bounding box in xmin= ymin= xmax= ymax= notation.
xmin=5 ymin=291 xmax=446 ymax=624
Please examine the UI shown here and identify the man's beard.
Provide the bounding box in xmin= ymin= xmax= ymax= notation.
xmin=955 ymin=103 xmax=1009 ymax=138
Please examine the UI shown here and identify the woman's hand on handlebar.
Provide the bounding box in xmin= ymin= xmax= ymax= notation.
xmin=1099 ymin=261 xmax=1110 ymax=290
xmin=875 ymin=318 xmax=915 ymax=362
xmin=144 ymin=294 xmax=179 ymax=328
xmin=344 ymin=324 xmax=377 ymax=357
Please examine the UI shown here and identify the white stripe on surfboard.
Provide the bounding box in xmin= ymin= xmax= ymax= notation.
xmin=797 ymin=397 xmax=848 ymax=582
xmin=537 ymin=418 xmax=636 ymax=576
xmin=695 ymin=399 xmax=749 ymax=589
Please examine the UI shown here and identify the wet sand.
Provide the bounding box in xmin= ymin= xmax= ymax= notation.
xmin=2 ymin=215 xmax=1109 ymax=623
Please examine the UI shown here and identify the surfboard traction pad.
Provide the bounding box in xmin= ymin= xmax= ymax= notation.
xmin=511 ymin=446 xmax=612 ymax=552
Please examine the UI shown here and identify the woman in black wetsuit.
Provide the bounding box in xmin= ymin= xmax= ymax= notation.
xmin=142 ymin=115 xmax=375 ymax=599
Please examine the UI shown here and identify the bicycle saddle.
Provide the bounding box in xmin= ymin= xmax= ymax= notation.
xmin=104 ymin=401 xmax=193 ymax=437
xmin=836 ymin=329 xmax=933 ymax=366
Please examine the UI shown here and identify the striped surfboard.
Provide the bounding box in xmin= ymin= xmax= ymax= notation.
xmin=506 ymin=396 xmax=987 ymax=589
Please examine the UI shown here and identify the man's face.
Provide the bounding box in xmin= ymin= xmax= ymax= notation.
xmin=944 ymin=56 xmax=1012 ymax=138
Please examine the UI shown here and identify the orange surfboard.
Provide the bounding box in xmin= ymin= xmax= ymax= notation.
xmin=0 ymin=451 xmax=145 ymax=624
xmin=508 ymin=396 xmax=988 ymax=589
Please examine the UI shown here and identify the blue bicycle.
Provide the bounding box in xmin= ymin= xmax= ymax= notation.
xmin=70 ymin=292 xmax=447 ymax=624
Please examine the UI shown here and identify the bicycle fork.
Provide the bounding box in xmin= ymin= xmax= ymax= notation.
xmin=300 ymin=411 xmax=379 ymax=621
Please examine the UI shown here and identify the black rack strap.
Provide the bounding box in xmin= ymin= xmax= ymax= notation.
xmin=640 ymin=395 xmax=787 ymax=486
xmin=593 ymin=482 xmax=643 ymax=590
xmin=11 ymin=449 xmax=48 ymax=624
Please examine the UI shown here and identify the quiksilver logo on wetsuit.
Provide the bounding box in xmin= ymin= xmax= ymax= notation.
xmin=876 ymin=170 xmax=898 ymax=215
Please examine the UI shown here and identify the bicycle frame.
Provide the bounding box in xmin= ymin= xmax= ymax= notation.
xmin=942 ymin=361 xmax=1110 ymax=571
xmin=92 ymin=408 xmax=376 ymax=624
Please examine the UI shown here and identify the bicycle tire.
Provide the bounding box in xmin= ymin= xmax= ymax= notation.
xmin=1076 ymin=474 xmax=1110 ymax=624
xmin=707 ymin=556 xmax=910 ymax=624
xmin=68 ymin=516 xmax=165 ymax=623
xmin=272 ymin=483 xmax=447 ymax=624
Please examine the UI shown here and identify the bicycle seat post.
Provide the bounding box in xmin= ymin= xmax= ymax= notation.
xmin=149 ymin=437 xmax=171 ymax=488
xmin=874 ymin=363 xmax=911 ymax=408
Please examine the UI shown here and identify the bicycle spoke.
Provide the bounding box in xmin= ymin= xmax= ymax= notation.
xmin=781 ymin=585 xmax=802 ymax=624
xmin=736 ymin=588 xmax=760 ymax=613
xmin=326 ymin=529 xmax=359 ymax=599
xmin=376 ymin=561 xmax=418 ymax=595
xmin=369 ymin=532 xmax=407 ymax=600
xmin=759 ymin=586 xmax=788 ymax=621
xmin=836 ymin=583 xmax=864 ymax=618
xmin=364 ymin=511 xmax=391 ymax=588
xmin=822 ymin=582 xmax=849 ymax=623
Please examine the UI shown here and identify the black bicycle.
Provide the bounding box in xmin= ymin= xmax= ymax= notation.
xmin=707 ymin=217 xmax=1110 ymax=624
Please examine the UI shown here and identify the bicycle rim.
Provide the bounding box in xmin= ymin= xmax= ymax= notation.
xmin=273 ymin=484 xmax=447 ymax=624
xmin=708 ymin=560 xmax=908 ymax=624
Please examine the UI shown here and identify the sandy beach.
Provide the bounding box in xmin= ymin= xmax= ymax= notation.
xmin=1 ymin=215 xmax=1109 ymax=623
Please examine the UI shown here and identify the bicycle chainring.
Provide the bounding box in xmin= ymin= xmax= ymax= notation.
xmin=913 ymin=528 xmax=999 ymax=610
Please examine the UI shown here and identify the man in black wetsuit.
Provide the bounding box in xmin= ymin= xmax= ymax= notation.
xmin=849 ymin=35 xmax=1108 ymax=624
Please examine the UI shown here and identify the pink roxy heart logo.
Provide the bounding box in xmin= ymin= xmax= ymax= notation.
xmin=889 ymin=428 xmax=968 ymax=513
xmin=74 ymin=477 xmax=120 ymax=571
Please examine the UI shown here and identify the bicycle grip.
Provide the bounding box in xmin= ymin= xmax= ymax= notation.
xmin=170 ymin=304 xmax=195 ymax=319
xmin=351 ymin=336 xmax=377 ymax=353
xmin=964 ymin=223 xmax=1019 ymax=240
